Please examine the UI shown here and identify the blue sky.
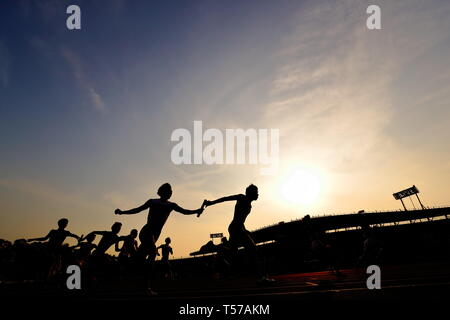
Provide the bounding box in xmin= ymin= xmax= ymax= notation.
xmin=1 ymin=0 xmax=449 ymax=257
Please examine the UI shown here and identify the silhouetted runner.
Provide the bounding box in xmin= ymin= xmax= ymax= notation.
xmin=27 ymin=218 xmax=81 ymax=278
xmin=205 ymin=184 xmax=274 ymax=283
xmin=89 ymin=222 xmax=123 ymax=255
xmin=157 ymin=237 xmax=174 ymax=279
xmin=118 ymin=229 xmax=138 ymax=262
xmin=71 ymin=233 xmax=97 ymax=265
xmin=114 ymin=183 xmax=204 ymax=294
xmin=83 ymin=222 xmax=124 ymax=281
xmin=27 ymin=218 xmax=81 ymax=250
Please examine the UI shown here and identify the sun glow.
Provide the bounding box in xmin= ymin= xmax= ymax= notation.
xmin=279 ymin=168 xmax=323 ymax=206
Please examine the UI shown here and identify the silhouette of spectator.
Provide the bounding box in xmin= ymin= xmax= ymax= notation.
xmin=114 ymin=183 xmax=204 ymax=294
xmin=157 ymin=237 xmax=174 ymax=279
xmin=359 ymin=228 xmax=383 ymax=267
xmin=204 ymin=184 xmax=274 ymax=283
xmin=196 ymin=240 xmax=216 ymax=255
xmin=214 ymin=237 xmax=232 ymax=278
xmin=308 ymin=231 xmax=341 ymax=275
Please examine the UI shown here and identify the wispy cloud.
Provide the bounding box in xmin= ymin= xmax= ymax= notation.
xmin=61 ymin=47 xmax=107 ymax=113
xmin=264 ymin=1 xmax=390 ymax=172
xmin=264 ymin=0 xmax=450 ymax=174
xmin=88 ymin=87 xmax=106 ymax=112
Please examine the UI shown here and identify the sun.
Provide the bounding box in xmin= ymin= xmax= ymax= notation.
xmin=279 ymin=168 xmax=322 ymax=205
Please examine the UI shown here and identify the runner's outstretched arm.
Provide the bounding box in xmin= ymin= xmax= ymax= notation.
xmin=205 ymin=195 xmax=241 ymax=207
xmin=69 ymin=235 xmax=85 ymax=248
xmin=115 ymin=201 xmax=150 ymax=215
xmin=173 ymin=203 xmax=203 ymax=216
xmin=27 ymin=231 xmax=51 ymax=242
xmin=87 ymin=231 xmax=106 ymax=237
xmin=67 ymin=232 xmax=82 ymax=241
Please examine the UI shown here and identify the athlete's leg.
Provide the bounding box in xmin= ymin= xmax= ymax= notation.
xmin=135 ymin=225 xmax=158 ymax=292
xmin=228 ymin=224 xmax=242 ymax=253
xmin=227 ymin=225 xmax=243 ymax=275
xmin=241 ymin=230 xmax=260 ymax=276
xmin=227 ymin=225 xmax=258 ymax=276
xmin=136 ymin=224 xmax=150 ymax=263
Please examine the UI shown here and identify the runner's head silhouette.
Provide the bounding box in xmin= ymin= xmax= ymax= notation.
xmin=246 ymin=184 xmax=259 ymax=201
xmin=57 ymin=218 xmax=69 ymax=230
xmin=157 ymin=183 xmax=173 ymax=200
xmin=130 ymin=229 xmax=138 ymax=238
xmin=111 ymin=222 xmax=122 ymax=234
xmin=85 ymin=233 xmax=96 ymax=243
xmin=165 ymin=237 xmax=171 ymax=244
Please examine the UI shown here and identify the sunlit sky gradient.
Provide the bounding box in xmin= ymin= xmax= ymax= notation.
xmin=1 ymin=0 xmax=449 ymax=257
